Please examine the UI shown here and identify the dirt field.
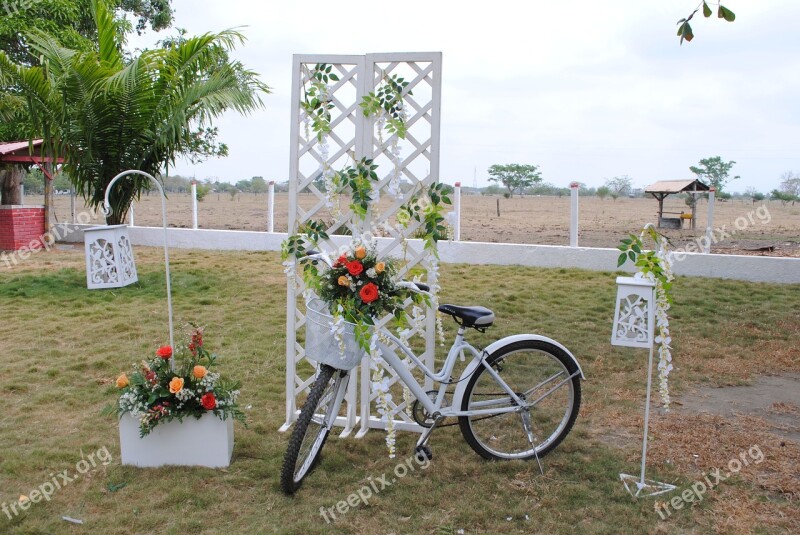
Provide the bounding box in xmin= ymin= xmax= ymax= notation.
xmin=34 ymin=192 xmax=800 ymax=256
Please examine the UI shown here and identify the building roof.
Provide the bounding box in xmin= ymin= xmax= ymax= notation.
xmin=0 ymin=139 xmax=43 ymax=155
xmin=0 ymin=139 xmax=63 ymax=164
xmin=644 ymin=179 xmax=710 ymax=194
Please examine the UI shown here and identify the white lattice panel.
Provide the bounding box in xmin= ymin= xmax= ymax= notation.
xmin=282 ymin=53 xmax=443 ymax=438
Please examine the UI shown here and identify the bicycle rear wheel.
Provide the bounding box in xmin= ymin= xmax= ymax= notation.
xmin=458 ymin=340 xmax=581 ymax=460
xmin=281 ymin=364 xmax=347 ymax=494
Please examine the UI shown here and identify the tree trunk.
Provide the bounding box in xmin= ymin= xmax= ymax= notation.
xmin=0 ymin=166 xmax=24 ymax=205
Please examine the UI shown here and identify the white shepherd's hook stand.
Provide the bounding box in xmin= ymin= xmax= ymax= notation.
xmin=103 ymin=170 xmax=175 ymax=370
xmin=615 ymin=223 xmax=676 ymax=498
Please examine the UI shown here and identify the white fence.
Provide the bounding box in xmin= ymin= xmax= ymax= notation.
xmin=56 ymin=224 xmax=800 ymax=284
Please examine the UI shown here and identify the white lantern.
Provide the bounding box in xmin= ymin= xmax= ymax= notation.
xmin=611 ymin=276 xmax=655 ymax=349
xmin=84 ymin=224 xmax=138 ymax=289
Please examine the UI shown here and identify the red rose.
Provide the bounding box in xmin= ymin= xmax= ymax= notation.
xmin=156 ymin=345 xmax=173 ymax=359
xmin=201 ymin=392 xmax=217 ymax=410
xmin=333 ymin=255 xmax=347 ymax=268
xmin=346 ymin=260 xmax=364 ymax=276
xmin=359 ymin=282 xmax=379 ymax=304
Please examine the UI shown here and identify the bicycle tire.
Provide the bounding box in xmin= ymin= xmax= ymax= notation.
xmin=458 ymin=340 xmax=581 ymax=461
xmin=281 ymin=364 xmax=345 ymax=494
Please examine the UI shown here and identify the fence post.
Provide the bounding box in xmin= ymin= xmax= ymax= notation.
xmin=453 ymin=181 xmax=461 ymax=241
xmin=704 ymin=188 xmax=715 ymax=253
xmin=569 ymin=182 xmax=580 ymax=247
xmin=20 ymin=184 xmax=24 ymax=205
xmin=191 ymin=181 xmax=198 ymax=230
xmin=268 ymin=181 xmax=275 ymax=233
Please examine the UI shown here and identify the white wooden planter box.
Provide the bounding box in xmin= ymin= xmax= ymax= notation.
xmin=119 ymin=413 xmax=234 ymax=468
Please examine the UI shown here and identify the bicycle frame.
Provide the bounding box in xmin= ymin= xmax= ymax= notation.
xmin=374 ymin=326 xmax=528 ymax=419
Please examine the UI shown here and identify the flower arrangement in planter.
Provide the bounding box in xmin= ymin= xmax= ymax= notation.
xmin=108 ymin=326 xmax=245 ymax=437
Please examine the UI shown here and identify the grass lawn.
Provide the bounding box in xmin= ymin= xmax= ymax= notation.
xmin=0 ymin=247 xmax=797 ymax=534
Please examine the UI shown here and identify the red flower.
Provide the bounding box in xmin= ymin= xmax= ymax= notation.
xmin=145 ymin=370 xmax=157 ymax=384
xmin=346 ymin=260 xmax=364 ymax=276
xmin=156 ymin=346 xmax=173 ymax=359
xmin=359 ymin=282 xmax=379 ymax=304
xmin=333 ymin=255 xmax=347 ymax=268
xmin=201 ymin=392 xmax=217 ymax=410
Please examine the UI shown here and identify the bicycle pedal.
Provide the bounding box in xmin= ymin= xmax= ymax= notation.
xmin=414 ymin=444 xmax=433 ymax=462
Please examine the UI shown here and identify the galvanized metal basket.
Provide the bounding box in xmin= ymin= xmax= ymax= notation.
xmin=305 ymin=298 xmax=365 ymax=371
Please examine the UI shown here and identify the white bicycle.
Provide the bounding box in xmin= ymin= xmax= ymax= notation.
xmin=281 ymin=253 xmax=585 ymax=494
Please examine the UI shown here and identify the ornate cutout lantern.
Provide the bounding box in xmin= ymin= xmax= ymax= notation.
xmin=84 ymin=224 xmax=138 ymax=289
xmin=611 ymin=276 xmax=655 ymax=349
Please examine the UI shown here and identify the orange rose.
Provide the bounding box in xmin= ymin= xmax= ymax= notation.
xmin=193 ymin=365 xmax=208 ymax=379
xmin=355 ymin=246 xmax=367 ymax=259
xmin=116 ymin=374 xmax=129 ymax=388
xmin=337 ymin=275 xmax=350 ymax=287
xmin=168 ymin=377 xmax=184 ymax=394
xmin=375 ymin=262 xmax=385 ymax=274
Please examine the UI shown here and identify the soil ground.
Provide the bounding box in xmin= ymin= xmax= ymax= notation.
xmin=34 ymin=192 xmax=800 ymax=256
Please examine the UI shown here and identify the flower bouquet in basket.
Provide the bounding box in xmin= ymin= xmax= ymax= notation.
xmin=106 ymin=327 xmax=246 ymax=437
xmin=304 ymin=238 xmax=428 ymax=351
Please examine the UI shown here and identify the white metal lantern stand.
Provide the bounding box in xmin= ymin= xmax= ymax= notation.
xmin=101 ymin=170 xmax=175 ymax=368
xmin=612 ymin=276 xmax=676 ymax=498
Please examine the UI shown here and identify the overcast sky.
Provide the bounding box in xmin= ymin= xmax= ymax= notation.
xmin=129 ymin=1 xmax=800 ymax=193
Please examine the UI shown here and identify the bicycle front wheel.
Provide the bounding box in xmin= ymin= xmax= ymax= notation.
xmin=281 ymin=364 xmax=347 ymax=494
xmin=458 ymin=340 xmax=581 ymax=461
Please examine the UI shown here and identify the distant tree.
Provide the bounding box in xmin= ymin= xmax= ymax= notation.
xmin=689 ymin=156 xmax=739 ymax=193
xmin=604 ymin=176 xmax=633 ymax=201
xmin=779 ymin=171 xmax=800 ymax=199
xmin=771 ymin=189 xmax=796 ymax=206
xmin=195 ymin=182 xmax=211 ymax=201
xmin=251 ymin=176 xmax=267 ymax=195
xmin=487 ymin=164 xmax=542 ymax=198
xmin=235 ymin=179 xmax=253 ymax=193
xmin=596 ymin=186 xmax=610 ymax=200
xmin=752 ymin=192 xmax=766 ymax=202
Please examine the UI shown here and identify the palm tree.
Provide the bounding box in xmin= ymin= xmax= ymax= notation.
xmin=0 ymin=0 xmax=269 ymax=224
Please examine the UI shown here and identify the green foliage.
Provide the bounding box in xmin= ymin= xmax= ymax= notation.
xmin=596 ymin=185 xmax=610 ymax=200
xmin=360 ymin=72 xmax=412 ymax=139
xmin=281 ymin=220 xmax=329 ymax=261
xmin=677 ymin=2 xmax=735 ymax=44
xmin=300 ymin=63 xmax=338 ymax=141
xmin=487 ymin=163 xmax=543 ymax=197
xmin=689 ymin=156 xmax=739 ymax=193
xmin=400 ymin=182 xmax=452 ymax=254
xmin=333 ymin=158 xmax=380 ymax=219
xmin=0 ymin=0 xmax=270 ymax=224
xmin=617 ymin=228 xmax=673 ymax=302
xmin=195 ymin=183 xmax=211 ymax=202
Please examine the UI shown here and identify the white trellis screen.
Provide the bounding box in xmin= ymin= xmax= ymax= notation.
xmin=281 ymin=52 xmax=443 ymax=438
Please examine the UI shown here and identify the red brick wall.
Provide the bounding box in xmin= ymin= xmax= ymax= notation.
xmin=0 ymin=206 xmax=46 ymax=251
